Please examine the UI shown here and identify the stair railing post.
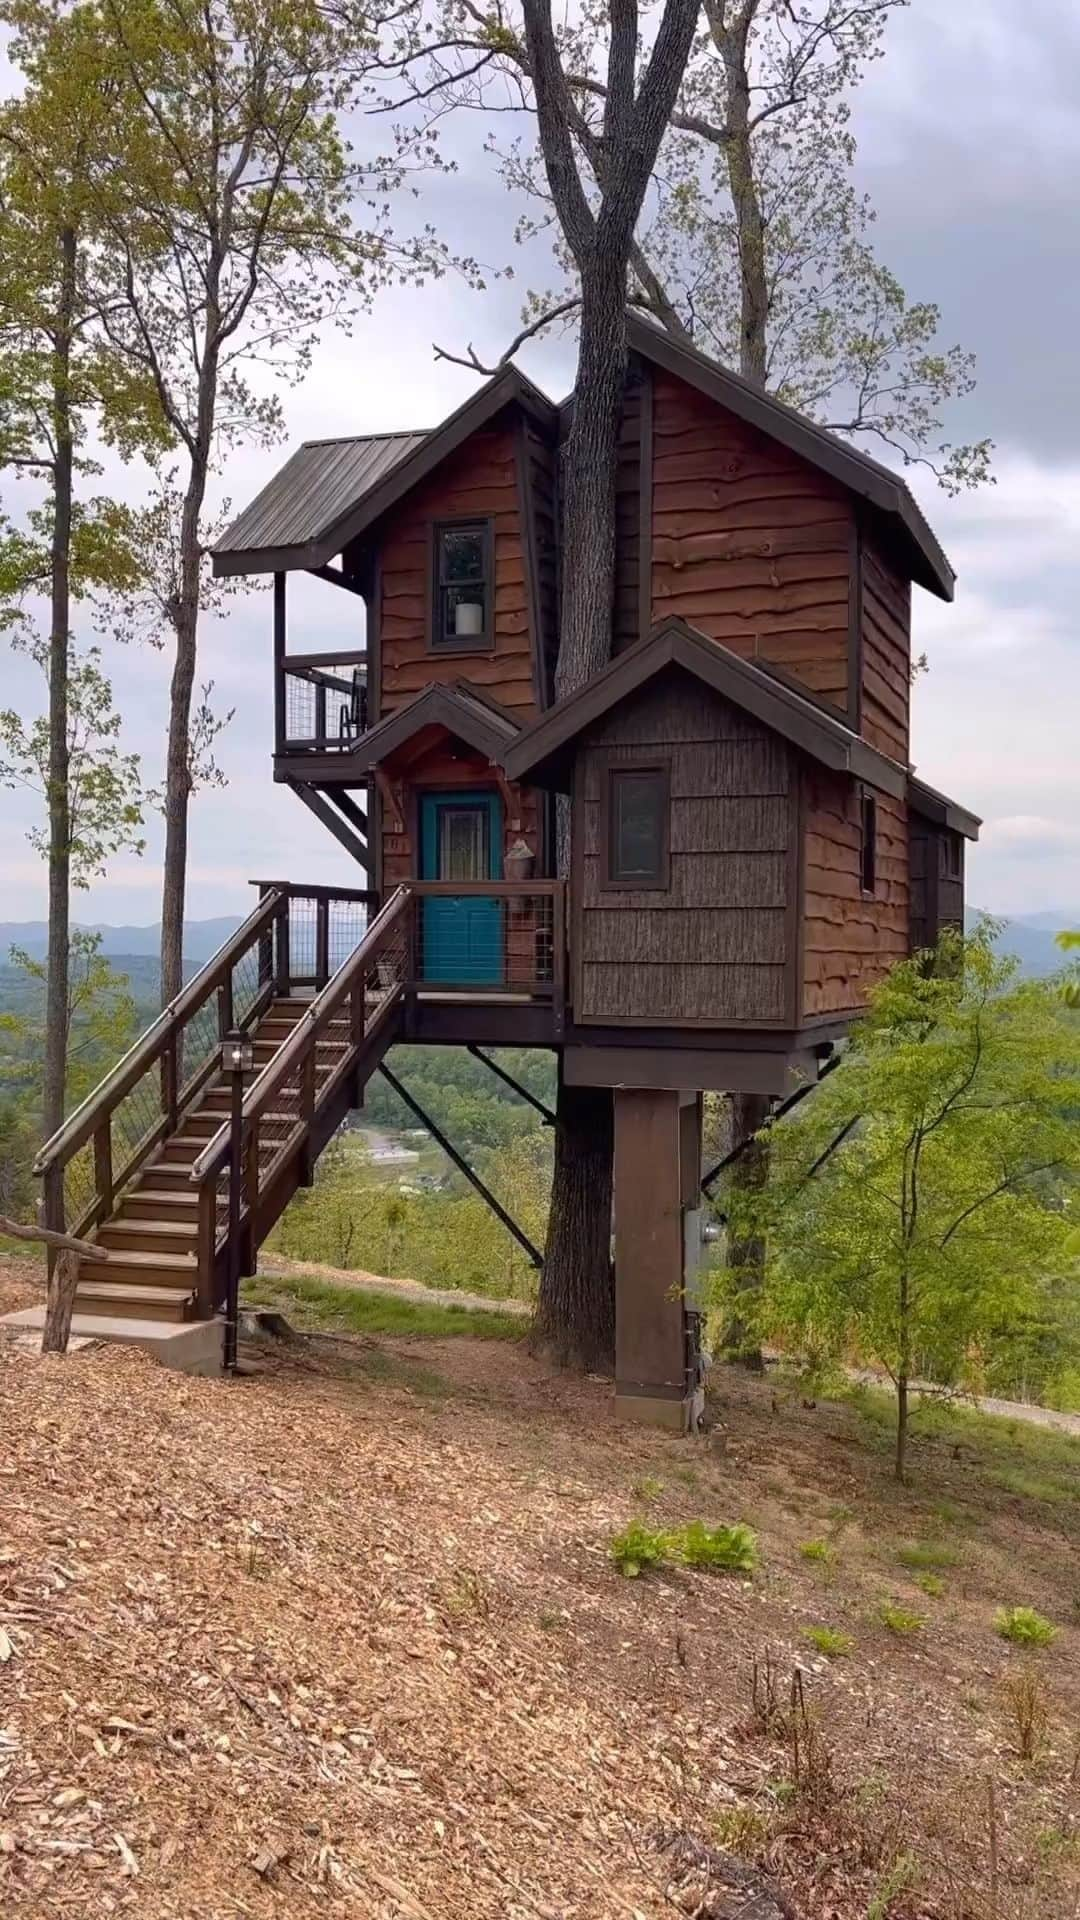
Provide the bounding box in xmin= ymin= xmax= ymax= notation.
xmin=41 ymin=1163 xmax=64 ymax=1282
xmin=196 ymin=1180 xmax=217 ymax=1317
xmin=92 ymin=1119 xmax=113 ymax=1224
xmin=222 ymin=1028 xmax=254 ymax=1374
xmin=274 ymin=899 xmax=292 ymax=996
xmin=162 ymin=1034 xmax=179 ymax=1134
xmin=315 ymin=896 xmax=330 ymax=989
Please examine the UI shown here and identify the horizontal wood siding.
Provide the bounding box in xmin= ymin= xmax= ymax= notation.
xmin=524 ymin=420 xmax=559 ymax=704
xmin=575 ymin=671 xmax=795 ymax=1026
xmin=376 ymin=423 xmax=539 ymax=718
xmin=649 ymin=371 xmax=853 ymax=710
xmin=909 ymin=820 xmax=964 ymax=954
xmin=860 ymin=536 xmax=911 ymax=764
xmin=803 ymin=771 xmax=909 ymax=1017
xmin=613 ymin=361 xmax=644 ymax=653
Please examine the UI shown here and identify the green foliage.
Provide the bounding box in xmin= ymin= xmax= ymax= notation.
xmin=896 ymin=1541 xmax=959 ymax=1573
xmin=916 ymin=1574 xmax=945 ymax=1599
xmin=721 ymin=929 xmax=1080 ymax=1477
xmin=609 ymin=1521 xmax=671 ymax=1580
xmin=676 ymin=1521 xmax=757 ymax=1574
xmin=803 ymin=1626 xmax=853 ymax=1659
xmin=799 ymin=1539 xmax=834 ymax=1565
xmin=877 ymin=1603 xmax=924 ymax=1635
xmin=1057 ymin=932 xmax=1080 ymax=1010
xmin=1 ymin=932 xmax=138 ymax=1111
xmin=994 ymin=1606 xmax=1058 ymax=1648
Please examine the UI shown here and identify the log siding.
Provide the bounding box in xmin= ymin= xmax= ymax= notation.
xmin=649 ymin=371 xmax=854 ymax=713
xmin=860 ymin=535 xmax=911 ymax=765
xmin=802 ymin=770 xmax=909 ymax=1017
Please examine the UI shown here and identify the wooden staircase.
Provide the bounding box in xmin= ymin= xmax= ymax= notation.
xmin=32 ymin=885 xmax=411 ymax=1357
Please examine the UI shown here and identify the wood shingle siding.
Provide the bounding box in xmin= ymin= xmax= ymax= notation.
xmin=573 ymin=673 xmax=795 ymax=1027
xmin=860 ymin=537 xmax=911 ymax=764
xmin=649 ymin=372 xmax=853 ymax=712
xmin=802 ymin=772 xmax=909 ymax=1017
xmin=376 ymin=424 xmax=538 ymax=718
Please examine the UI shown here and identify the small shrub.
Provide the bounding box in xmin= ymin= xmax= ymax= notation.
xmin=633 ymin=1475 xmax=665 ymax=1503
xmin=994 ymin=1605 xmax=1058 ymax=1647
xmin=878 ymin=1602 xmax=924 ymax=1635
xmin=1000 ymin=1669 xmax=1051 ymax=1761
xmin=609 ymin=1521 xmax=671 ymax=1579
xmin=867 ymin=1853 xmax=919 ymax=1920
xmin=713 ymin=1805 xmax=770 ymax=1854
xmin=677 ymin=1521 xmax=758 ymax=1574
xmin=896 ymin=1540 xmax=959 ymax=1572
xmin=804 ymin=1625 xmax=854 ymax=1659
xmin=799 ymin=1538 xmax=833 ymax=1565
xmin=916 ymin=1573 xmax=945 ymax=1598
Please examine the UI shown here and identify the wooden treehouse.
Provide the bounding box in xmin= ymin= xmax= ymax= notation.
xmin=23 ymin=315 xmax=979 ymax=1421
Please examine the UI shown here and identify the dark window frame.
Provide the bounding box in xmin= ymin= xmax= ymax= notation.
xmin=600 ymin=758 xmax=671 ymax=892
xmin=429 ymin=517 xmax=495 ymax=653
xmin=859 ymin=787 xmax=878 ymax=896
xmin=942 ymin=828 xmax=963 ymax=881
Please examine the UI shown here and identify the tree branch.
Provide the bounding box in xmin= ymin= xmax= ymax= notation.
xmin=0 ymin=1215 xmax=105 ymax=1259
xmin=433 ymin=296 xmax=581 ymax=374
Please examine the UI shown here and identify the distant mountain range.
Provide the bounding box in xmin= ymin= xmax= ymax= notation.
xmin=965 ymin=910 xmax=1075 ymax=979
xmin=0 ymin=917 xmax=240 ymax=966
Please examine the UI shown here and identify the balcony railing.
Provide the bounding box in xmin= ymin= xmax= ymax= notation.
xmin=408 ymin=881 xmax=565 ymax=1008
xmin=276 ymin=650 xmax=367 ymax=755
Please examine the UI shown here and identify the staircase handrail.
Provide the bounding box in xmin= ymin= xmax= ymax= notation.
xmin=33 ymin=890 xmax=284 ymax=1179
xmin=188 ymin=886 xmax=413 ymax=1187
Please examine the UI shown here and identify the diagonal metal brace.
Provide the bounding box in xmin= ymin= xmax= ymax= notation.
xmin=377 ymin=1064 xmax=543 ymax=1268
xmin=466 ymin=1045 xmax=557 ymax=1125
xmin=700 ymin=1050 xmax=843 ymax=1194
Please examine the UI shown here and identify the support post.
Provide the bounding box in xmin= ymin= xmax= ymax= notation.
xmin=613 ymin=1087 xmax=702 ymax=1433
xmin=273 ymin=572 xmax=286 ymax=756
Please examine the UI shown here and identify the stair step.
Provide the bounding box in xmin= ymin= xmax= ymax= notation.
xmin=80 ymin=1249 xmax=199 ymax=1287
xmin=136 ymin=1160 xmax=199 ymax=1189
xmin=74 ymin=1281 xmax=195 ymax=1324
xmin=98 ymin=1219 xmax=198 ymax=1255
xmin=121 ymin=1189 xmax=200 ymax=1219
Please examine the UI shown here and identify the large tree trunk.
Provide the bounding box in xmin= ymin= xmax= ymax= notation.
xmin=42 ymin=226 xmax=77 ymax=1144
xmin=706 ymin=0 xmax=769 ymax=384
xmin=535 ymin=262 xmax=628 ymax=1370
xmin=533 ymin=1070 xmax=615 ymax=1369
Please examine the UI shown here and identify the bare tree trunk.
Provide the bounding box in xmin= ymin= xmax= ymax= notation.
xmin=895 ymin=1270 xmax=911 ymax=1481
xmin=705 ymin=0 xmax=769 ymax=383
xmin=42 ymin=226 xmax=77 ymax=1143
xmin=41 ymin=1248 xmax=80 ymax=1353
xmin=159 ymin=407 xmax=213 ymax=1007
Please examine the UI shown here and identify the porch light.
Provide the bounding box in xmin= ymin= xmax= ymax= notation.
xmin=225 ymin=1030 xmax=255 ymax=1075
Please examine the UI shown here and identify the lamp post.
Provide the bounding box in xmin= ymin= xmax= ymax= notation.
xmin=223 ymin=1028 xmax=254 ymax=1374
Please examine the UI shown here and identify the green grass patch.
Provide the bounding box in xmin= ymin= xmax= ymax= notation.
xmin=244 ymin=1272 xmax=525 ymax=1342
xmin=840 ymin=1384 xmax=1080 ymax=1481
xmin=877 ymin=1602 xmax=924 ymax=1634
xmin=916 ymin=1573 xmax=945 ymax=1598
xmin=986 ymin=1466 xmax=1077 ymax=1505
xmin=896 ymin=1540 xmax=960 ymax=1572
xmin=994 ymin=1606 xmax=1058 ymax=1648
xmin=609 ymin=1518 xmax=758 ymax=1579
xmin=799 ymin=1538 xmax=834 ymax=1565
xmin=803 ymin=1625 xmax=854 ymax=1659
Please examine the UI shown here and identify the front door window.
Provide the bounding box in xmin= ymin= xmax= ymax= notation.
xmin=439 ymin=804 xmax=489 ymax=882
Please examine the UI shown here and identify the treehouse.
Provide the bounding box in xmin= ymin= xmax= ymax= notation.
xmin=21 ymin=315 xmax=980 ymax=1426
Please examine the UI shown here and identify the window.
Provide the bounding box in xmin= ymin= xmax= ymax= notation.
xmin=943 ymin=829 xmax=963 ymax=880
xmin=860 ymin=790 xmax=877 ymax=895
xmin=432 ymin=521 xmax=492 ymax=650
xmin=605 ymin=765 xmax=670 ymax=889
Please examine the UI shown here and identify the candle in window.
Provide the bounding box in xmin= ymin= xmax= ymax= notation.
xmin=454 ymin=599 xmax=484 ymax=637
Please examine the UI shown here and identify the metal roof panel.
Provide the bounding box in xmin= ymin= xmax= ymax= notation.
xmin=215 ymin=431 xmax=428 ymax=558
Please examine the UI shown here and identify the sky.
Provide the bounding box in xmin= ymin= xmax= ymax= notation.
xmin=2 ymin=0 xmax=1079 ymax=928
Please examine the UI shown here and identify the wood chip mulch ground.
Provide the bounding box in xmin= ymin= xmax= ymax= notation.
xmin=1 ymin=1255 xmax=1079 ymax=1919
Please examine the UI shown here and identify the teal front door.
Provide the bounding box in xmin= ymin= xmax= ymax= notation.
xmin=420 ymin=790 xmax=503 ymax=985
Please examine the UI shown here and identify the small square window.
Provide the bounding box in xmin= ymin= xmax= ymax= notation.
xmin=433 ymin=521 xmax=491 ymax=650
xmin=860 ymin=790 xmax=877 ymax=895
xmin=605 ymin=765 xmax=670 ymax=889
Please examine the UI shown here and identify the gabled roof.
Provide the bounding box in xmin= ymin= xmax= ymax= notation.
xmin=909 ymin=775 xmax=981 ymax=841
xmin=213 ymin=366 xmax=559 ymax=577
xmin=627 ymin=314 xmax=955 ymax=603
xmin=342 ymin=681 xmax=522 ymax=773
xmin=504 ymin=617 xmax=907 ymax=798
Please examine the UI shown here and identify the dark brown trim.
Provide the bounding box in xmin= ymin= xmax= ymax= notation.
xmin=213 ymin=366 xmax=559 ymax=577
xmin=597 ymin=754 xmax=671 ymax=891
xmin=369 ymin=551 xmax=382 ymax=725
xmin=626 ymin=313 xmax=954 ymax=602
xmin=307 ymin=564 xmax=366 ymax=596
xmin=337 ymin=680 xmax=519 ymax=773
xmin=859 ymin=786 xmax=878 ymax=896
xmin=369 ymin=775 xmax=383 ymax=901
xmin=289 ymin=780 xmax=369 ymax=871
xmin=637 ymin=363 xmax=654 ymax=644
xmin=514 ymin=418 xmax=546 ymax=712
xmin=570 ymin=751 xmax=585 ymax=1020
xmin=429 ymin=516 xmax=495 ymax=653
xmin=784 ymin=769 xmax=805 ymax=1029
xmin=565 ymin=1044 xmax=825 ymax=1096
xmin=908 ymin=775 xmax=981 ymax=840
xmin=847 ymin=516 xmax=863 ymax=732
xmin=272 ymin=572 xmax=286 ymax=756
xmin=505 ymin=614 xmax=908 ymax=800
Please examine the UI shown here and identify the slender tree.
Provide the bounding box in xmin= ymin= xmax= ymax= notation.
xmin=80 ymin=0 xmax=447 ymax=1004
xmin=725 ymin=931 xmax=1080 ymax=1481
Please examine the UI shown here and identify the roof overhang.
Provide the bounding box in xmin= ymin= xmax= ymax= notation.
xmin=213 ymin=367 xmax=559 ymax=578
xmin=627 ymin=315 xmax=955 ymax=603
xmin=909 ymin=776 xmax=981 ymax=840
xmin=343 ymin=682 xmax=522 ymax=773
xmin=504 ymin=617 xmax=908 ymax=798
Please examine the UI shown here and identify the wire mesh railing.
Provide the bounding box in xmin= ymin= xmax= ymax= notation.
xmin=280 ymin=653 xmax=368 ymax=753
xmin=409 ymin=882 xmax=562 ymax=996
